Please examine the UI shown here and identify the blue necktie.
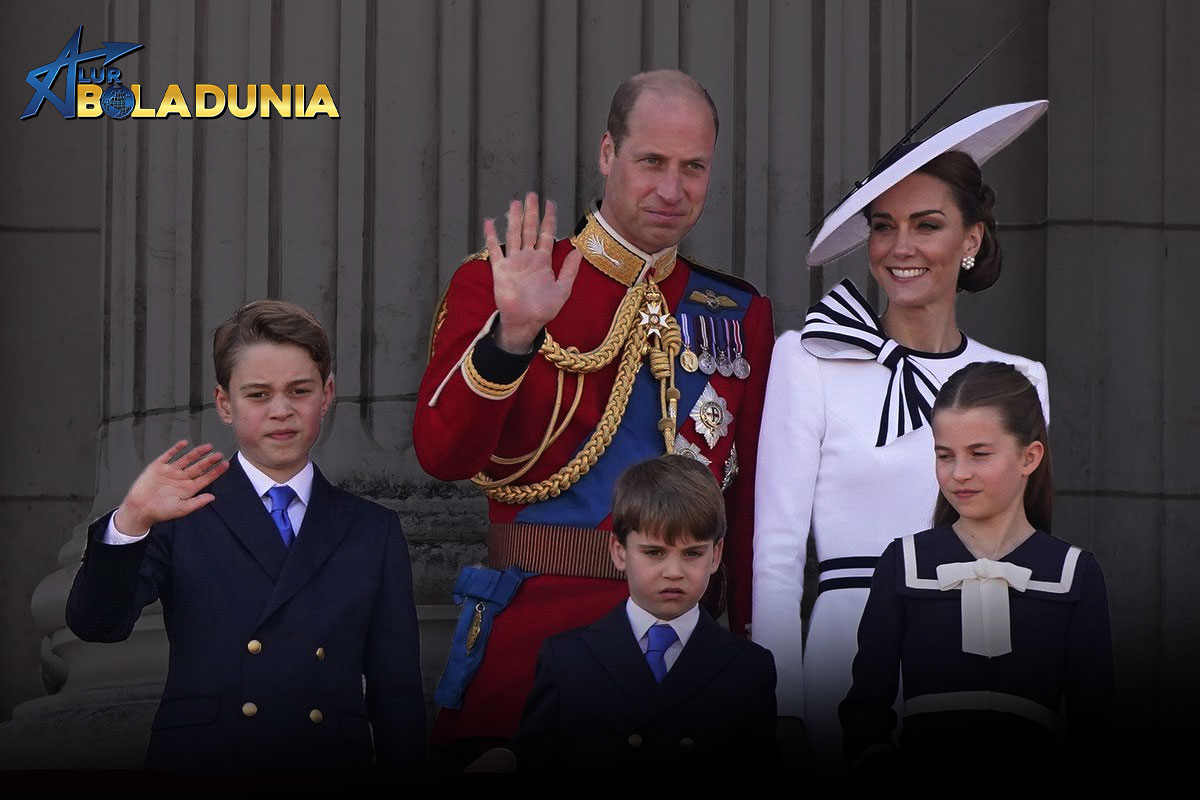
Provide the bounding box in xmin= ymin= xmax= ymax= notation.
xmin=266 ymin=485 xmax=297 ymax=548
xmin=645 ymin=623 xmax=679 ymax=684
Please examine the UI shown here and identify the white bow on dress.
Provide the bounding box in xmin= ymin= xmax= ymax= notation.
xmin=936 ymin=558 xmax=1033 ymax=657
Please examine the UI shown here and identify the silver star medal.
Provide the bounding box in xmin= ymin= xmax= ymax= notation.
xmin=689 ymin=383 xmax=733 ymax=449
xmin=721 ymin=443 xmax=739 ymax=491
xmin=673 ymin=434 xmax=712 ymax=466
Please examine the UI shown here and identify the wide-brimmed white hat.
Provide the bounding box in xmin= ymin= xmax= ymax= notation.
xmin=806 ymin=99 xmax=1048 ymax=267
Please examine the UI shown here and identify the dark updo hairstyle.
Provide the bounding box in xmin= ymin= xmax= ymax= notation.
xmin=918 ymin=151 xmax=1001 ymax=292
xmin=931 ymin=361 xmax=1052 ymax=532
xmin=864 ymin=148 xmax=1002 ymax=293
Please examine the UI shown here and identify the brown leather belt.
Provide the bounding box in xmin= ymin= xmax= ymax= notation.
xmin=487 ymin=522 xmax=623 ymax=581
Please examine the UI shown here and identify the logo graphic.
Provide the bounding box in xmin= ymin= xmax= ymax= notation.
xmin=22 ymin=25 xmax=141 ymax=119
xmin=100 ymin=83 xmax=136 ymax=119
xmin=23 ymin=25 xmax=339 ymax=121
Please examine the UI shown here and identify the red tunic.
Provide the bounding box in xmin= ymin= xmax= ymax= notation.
xmin=414 ymin=211 xmax=774 ymax=742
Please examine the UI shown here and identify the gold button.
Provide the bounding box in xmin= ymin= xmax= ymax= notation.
xmin=679 ymin=737 xmax=695 ymax=752
xmin=242 ymin=702 xmax=258 ymax=717
xmin=246 ymin=639 xmax=262 ymax=654
xmin=315 ymin=647 xmax=326 ymax=661
xmin=309 ymin=709 xmax=324 ymax=724
xmin=627 ymin=733 xmax=643 ymax=748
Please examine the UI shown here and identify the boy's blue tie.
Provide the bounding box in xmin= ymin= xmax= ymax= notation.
xmin=266 ymin=485 xmax=297 ymax=548
xmin=645 ymin=623 xmax=679 ymax=683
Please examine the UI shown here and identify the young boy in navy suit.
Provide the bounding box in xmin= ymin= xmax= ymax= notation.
xmin=67 ymin=300 xmax=426 ymax=773
xmin=509 ymin=455 xmax=779 ymax=770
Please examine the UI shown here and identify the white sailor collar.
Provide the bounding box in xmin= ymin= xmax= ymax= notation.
xmin=893 ymin=526 xmax=1084 ymax=602
xmin=894 ymin=526 xmax=1087 ymax=657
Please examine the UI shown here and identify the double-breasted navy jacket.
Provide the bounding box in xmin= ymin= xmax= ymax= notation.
xmin=66 ymin=458 xmax=426 ymax=773
xmin=512 ymin=602 xmax=779 ymax=770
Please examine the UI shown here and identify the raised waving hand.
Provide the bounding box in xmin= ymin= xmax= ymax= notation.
xmin=113 ymin=440 xmax=229 ymax=536
xmin=486 ymin=191 xmax=582 ymax=353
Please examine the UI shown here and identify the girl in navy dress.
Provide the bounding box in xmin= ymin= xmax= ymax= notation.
xmin=840 ymin=361 xmax=1113 ymax=776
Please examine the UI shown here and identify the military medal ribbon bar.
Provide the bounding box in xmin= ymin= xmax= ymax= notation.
xmin=679 ymin=313 xmax=699 ymax=373
xmin=732 ymin=319 xmax=750 ymax=379
xmin=697 ymin=315 xmax=716 ymax=375
xmin=716 ymin=318 xmax=734 ymax=377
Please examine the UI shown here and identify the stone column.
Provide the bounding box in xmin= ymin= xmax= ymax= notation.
xmin=0 ymin=0 xmax=475 ymax=767
xmin=0 ymin=0 xmax=106 ymax=769
xmin=4 ymin=0 xmax=1120 ymax=769
xmin=1046 ymin=0 xmax=1199 ymax=757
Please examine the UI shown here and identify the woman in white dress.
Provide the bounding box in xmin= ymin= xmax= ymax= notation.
xmin=751 ymin=101 xmax=1051 ymax=769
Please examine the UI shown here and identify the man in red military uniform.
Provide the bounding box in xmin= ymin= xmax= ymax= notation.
xmin=414 ymin=70 xmax=774 ymax=755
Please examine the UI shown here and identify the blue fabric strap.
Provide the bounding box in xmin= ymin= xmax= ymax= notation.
xmin=433 ymin=565 xmax=536 ymax=709
xmin=266 ymin=485 xmax=297 ymax=548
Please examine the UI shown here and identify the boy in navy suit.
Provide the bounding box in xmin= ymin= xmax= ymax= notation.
xmin=509 ymin=455 xmax=779 ymax=770
xmin=67 ymin=300 xmax=426 ymax=773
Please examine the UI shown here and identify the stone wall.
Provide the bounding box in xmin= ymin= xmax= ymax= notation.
xmin=0 ymin=0 xmax=1195 ymax=768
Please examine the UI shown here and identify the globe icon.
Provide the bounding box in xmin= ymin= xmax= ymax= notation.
xmin=100 ymin=83 xmax=135 ymax=119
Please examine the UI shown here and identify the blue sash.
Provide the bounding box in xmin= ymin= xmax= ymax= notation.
xmin=516 ymin=268 xmax=751 ymax=527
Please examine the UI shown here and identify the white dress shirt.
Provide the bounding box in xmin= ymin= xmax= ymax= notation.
xmin=104 ymin=452 xmax=313 ymax=543
xmin=625 ymin=597 xmax=700 ymax=674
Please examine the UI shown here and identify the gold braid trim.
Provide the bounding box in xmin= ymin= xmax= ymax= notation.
xmin=477 ymin=369 xmax=569 ymax=485
xmin=482 ymin=281 xmax=647 ymax=473
xmin=462 ymin=345 xmax=524 ymax=399
xmin=472 ymin=280 xmax=682 ymax=504
xmin=428 ymin=248 xmax=490 ymax=363
xmin=473 ymin=321 xmax=646 ymax=500
xmin=538 ymin=283 xmax=648 ymax=373
xmin=489 ymin=371 xmax=586 ymax=465
xmin=651 ymin=316 xmax=683 ymax=452
xmin=428 ymin=296 xmax=449 ymax=362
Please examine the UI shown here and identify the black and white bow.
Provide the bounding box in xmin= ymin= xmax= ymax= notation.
xmin=801 ymin=280 xmax=943 ymax=447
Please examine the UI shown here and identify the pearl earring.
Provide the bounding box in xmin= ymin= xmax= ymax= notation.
xmin=960 ymin=254 xmax=975 ymax=271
